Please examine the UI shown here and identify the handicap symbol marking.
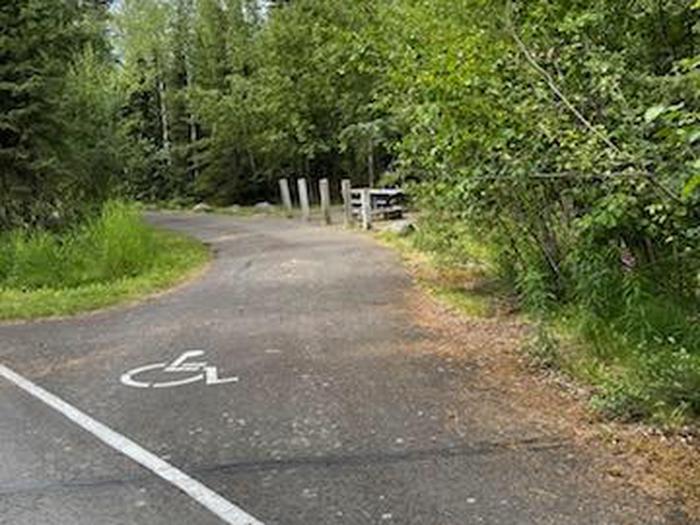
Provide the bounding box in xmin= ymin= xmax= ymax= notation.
xmin=120 ymin=350 xmax=239 ymax=389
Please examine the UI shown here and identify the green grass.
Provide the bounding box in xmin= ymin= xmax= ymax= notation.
xmin=530 ymin=305 xmax=700 ymax=427
xmin=0 ymin=202 xmax=209 ymax=321
xmin=376 ymin=230 xmax=510 ymax=318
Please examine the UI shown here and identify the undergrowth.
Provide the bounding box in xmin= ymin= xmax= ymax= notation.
xmin=391 ymin=216 xmax=700 ymax=427
xmin=0 ymin=202 xmax=209 ymax=320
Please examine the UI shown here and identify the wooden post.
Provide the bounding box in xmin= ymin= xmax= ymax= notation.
xmin=279 ymin=178 xmax=293 ymax=217
xmin=361 ymin=188 xmax=372 ymax=231
xmin=297 ymin=178 xmax=310 ymax=222
xmin=319 ymin=178 xmax=331 ymax=225
xmin=341 ymin=179 xmax=352 ymax=227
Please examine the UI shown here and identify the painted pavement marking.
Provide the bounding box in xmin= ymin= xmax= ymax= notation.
xmin=0 ymin=364 xmax=263 ymax=525
xmin=121 ymin=350 xmax=240 ymax=389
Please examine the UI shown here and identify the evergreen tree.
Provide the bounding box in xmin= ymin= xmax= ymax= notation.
xmin=0 ymin=0 xmax=113 ymax=229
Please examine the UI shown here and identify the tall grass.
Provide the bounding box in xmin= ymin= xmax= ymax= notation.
xmin=520 ymin=242 xmax=700 ymax=424
xmin=0 ymin=202 xmax=209 ymax=320
xmin=0 ymin=202 xmax=157 ymax=290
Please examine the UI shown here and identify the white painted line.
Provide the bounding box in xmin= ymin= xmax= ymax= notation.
xmin=0 ymin=364 xmax=264 ymax=525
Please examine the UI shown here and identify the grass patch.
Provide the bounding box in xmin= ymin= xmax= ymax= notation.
xmin=522 ymin=302 xmax=700 ymax=427
xmin=0 ymin=202 xmax=209 ymax=321
xmin=375 ymin=229 xmax=512 ymax=318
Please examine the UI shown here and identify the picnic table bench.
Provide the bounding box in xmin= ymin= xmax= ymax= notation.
xmin=350 ymin=188 xmax=405 ymax=221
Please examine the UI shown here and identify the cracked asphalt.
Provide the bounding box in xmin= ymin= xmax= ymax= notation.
xmin=0 ymin=213 xmax=680 ymax=524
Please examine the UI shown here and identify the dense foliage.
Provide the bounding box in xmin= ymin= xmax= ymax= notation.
xmin=0 ymin=0 xmax=123 ymax=229
xmin=379 ymin=0 xmax=700 ymax=421
xmin=115 ymin=0 xmax=389 ymax=204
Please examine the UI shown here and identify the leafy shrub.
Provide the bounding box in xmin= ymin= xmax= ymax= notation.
xmin=388 ymin=0 xmax=700 ymax=422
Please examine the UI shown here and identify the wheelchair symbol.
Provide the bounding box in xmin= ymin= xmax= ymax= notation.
xmin=120 ymin=350 xmax=239 ymax=389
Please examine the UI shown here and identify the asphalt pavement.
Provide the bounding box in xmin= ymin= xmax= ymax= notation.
xmin=0 ymin=213 xmax=684 ymax=524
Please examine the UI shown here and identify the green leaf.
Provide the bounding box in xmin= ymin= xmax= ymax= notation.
xmin=686 ymin=128 xmax=700 ymax=144
xmin=683 ymin=174 xmax=700 ymax=197
xmin=644 ymin=105 xmax=666 ymax=124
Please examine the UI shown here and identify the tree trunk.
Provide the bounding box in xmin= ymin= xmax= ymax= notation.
xmin=155 ymin=55 xmax=172 ymax=165
xmin=367 ymin=136 xmax=375 ymax=188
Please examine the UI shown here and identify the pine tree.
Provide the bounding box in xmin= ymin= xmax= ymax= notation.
xmin=0 ymin=0 xmax=112 ymax=229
